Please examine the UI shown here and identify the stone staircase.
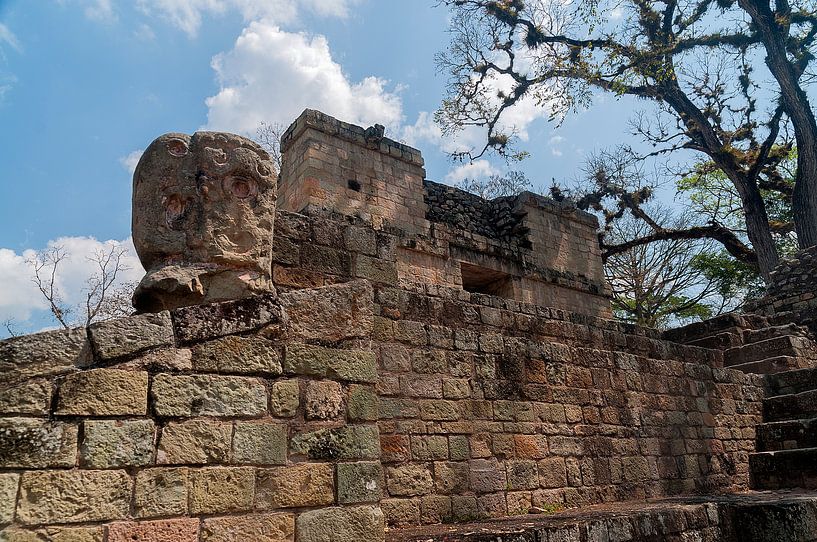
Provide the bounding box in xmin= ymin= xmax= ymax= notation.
xmin=664 ymin=313 xmax=817 ymax=374
xmin=750 ymin=367 xmax=817 ymax=489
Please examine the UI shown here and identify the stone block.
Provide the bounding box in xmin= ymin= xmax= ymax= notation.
xmin=232 ymin=421 xmax=287 ymax=465
xmin=189 ymin=467 xmax=255 ymax=514
xmin=134 ymin=467 xmax=189 ymax=518
xmin=539 ymin=458 xmax=568 ymax=489
xmin=295 ymin=505 xmax=384 ymax=542
xmin=305 ymin=380 xmax=344 ymax=420
xmin=421 ymin=495 xmax=452 ymax=524
xmin=192 ymin=335 xmax=282 ymax=375
xmin=469 ymin=459 xmax=507 ymax=493
xmin=201 ymin=513 xmax=294 ymax=542
xmin=56 ymin=369 xmax=148 ymax=416
xmin=355 ymin=255 xmax=398 ymax=285
xmin=256 ymin=463 xmax=334 ymax=509
xmin=157 ymin=420 xmax=231 ymax=464
xmin=172 ymin=294 xmax=285 ymax=344
xmin=279 ymin=280 xmax=373 ymax=342
xmin=347 ymin=385 xmax=378 ymax=421
xmin=411 ymin=435 xmax=448 ymax=461
xmin=0 ymin=473 xmax=18 ymax=523
xmin=81 ymin=419 xmax=155 ymax=468
xmin=270 ymin=380 xmax=300 ymax=417
xmin=151 ymin=374 xmax=267 ymax=417
xmin=345 ymin=226 xmax=377 ymax=255
xmin=284 ymin=343 xmax=377 ymax=383
xmin=0 ymin=526 xmax=104 ymax=541
xmin=0 ymin=378 xmax=52 ymax=415
xmin=300 ymin=244 xmax=350 ymax=275
xmin=386 ymin=464 xmax=433 ymax=497
xmin=0 ymin=328 xmax=90 ymax=388
xmin=88 ymin=312 xmax=174 ymax=361
xmin=381 ymin=498 xmax=420 ymax=528
xmin=107 ymin=518 xmax=199 ymax=542
xmin=337 ymin=461 xmax=383 ymax=503
xmin=433 ymin=462 xmax=470 ymax=494
xmin=291 ymin=425 xmax=380 ymax=461
xmin=507 ymin=460 xmax=540 ymax=490
xmin=0 ymin=418 xmax=77 ymax=468
xmin=16 ymin=470 xmax=132 ymax=525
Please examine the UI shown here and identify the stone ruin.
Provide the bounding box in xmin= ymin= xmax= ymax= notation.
xmin=1 ymin=109 xmax=817 ymax=541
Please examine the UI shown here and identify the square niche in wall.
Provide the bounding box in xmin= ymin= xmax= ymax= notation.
xmin=460 ymin=261 xmax=514 ymax=298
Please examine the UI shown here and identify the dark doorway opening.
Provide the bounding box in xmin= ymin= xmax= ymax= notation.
xmin=460 ymin=262 xmax=514 ymax=298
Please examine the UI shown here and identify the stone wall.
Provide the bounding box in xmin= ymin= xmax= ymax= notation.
xmin=371 ymin=283 xmax=763 ymax=528
xmin=0 ymin=282 xmax=385 ymax=541
xmin=276 ymin=110 xmax=611 ymax=318
xmin=0 ymin=277 xmax=766 ymax=539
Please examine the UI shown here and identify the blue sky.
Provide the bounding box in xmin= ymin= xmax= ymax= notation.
xmin=0 ymin=0 xmax=639 ymax=336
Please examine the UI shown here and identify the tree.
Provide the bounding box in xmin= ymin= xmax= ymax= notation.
xmin=26 ymin=243 xmax=136 ymax=330
xmin=457 ymin=170 xmax=531 ymax=198
xmin=255 ymin=121 xmax=285 ymax=175
xmin=604 ymin=208 xmax=725 ymax=328
xmin=437 ymin=0 xmax=817 ymax=280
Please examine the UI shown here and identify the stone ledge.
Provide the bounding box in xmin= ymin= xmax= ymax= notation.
xmin=386 ymin=492 xmax=817 ymax=542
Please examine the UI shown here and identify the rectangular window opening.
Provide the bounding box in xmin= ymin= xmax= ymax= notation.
xmin=460 ymin=261 xmax=514 ymax=298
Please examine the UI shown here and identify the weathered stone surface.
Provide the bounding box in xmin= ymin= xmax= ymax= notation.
xmin=290 ymin=425 xmax=380 ymax=461
xmin=256 ymin=463 xmax=334 ymax=509
xmin=0 ymin=472 xmax=18 ymax=523
xmin=386 ymin=464 xmax=434 ymax=497
xmin=56 ymin=369 xmax=148 ymax=416
xmin=120 ymin=348 xmax=192 ymax=372
xmin=157 ymin=420 xmax=231 ymax=464
xmin=0 ymin=328 xmax=90 ymax=388
xmin=284 ymin=344 xmax=377 ymax=383
xmin=192 ymin=335 xmax=282 ymax=375
xmin=269 ymin=380 xmax=300 ymax=417
xmin=279 ymin=280 xmax=373 ymax=342
xmin=88 ymin=311 xmax=173 ymax=361
xmin=151 ymin=374 xmax=267 ymax=417
xmin=201 ymin=513 xmax=294 ymax=542
xmin=81 ymin=419 xmax=155 ymax=468
xmin=0 ymin=418 xmax=77 ymax=468
xmin=305 ymin=380 xmax=344 ymax=420
xmin=107 ymin=518 xmax=199 ymax=542
xmin=134 ymin=467 xmax=189 ymax=518
xmin=0 ymin=378 xmax=52 ymax=415
xmin=0 ymin=526 xmax=104 ymax=541
xmin=232 ymin=420 xmax=287 ymax=465
xmin=337 ymin=461 xmax=382 ymax=503
xmin=189 ymin=467 xmax=255 ymax=514
xmin=172 ymin=294 xmax=285 ymax=343
xmin=295 ymin=505 xmax=385 ymax=542
xmin=347 ymin=385 xmax=378 ymax=421
xmin=16 ymin=470 xmax=132 ymax=525
xmin=132 ymin=131 xmax=277 ymax=312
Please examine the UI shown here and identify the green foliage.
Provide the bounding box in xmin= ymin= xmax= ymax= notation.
xmin=690 ymin=250 xmax=765 ymax=305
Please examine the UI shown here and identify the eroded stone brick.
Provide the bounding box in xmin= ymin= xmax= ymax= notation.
xmin=89 ymin=312 xmax=174 ymax=361
xmin=201 ymin=513 xmax=294 ymax=542
xmin=56 ymin=369 xmax=148 ymax=416
xmin=232 ymin=420 xmax=287 ymax=465
xmin=0 ymin=418 xmax=77 ymax=468
xmin=107 ymin=518 xmax=199 ymax=542
xmin=305 ymin=380 xmax=344 ymax=420
xmin=191 ymin=335 xmax=282 ymax=375
xmin=81 ymin=419 xmax=155 ymax=468
xmin=295 ymin=505 xmax=384 ymax=542
xmin=151 ymin=374 xmax=267 ymax=417
xmin=189 ymin=467 xmax=255 ymax=514
xmin=255 ymin=463 xmax=334 ymax=509
xmin=157 ymin=420 xmax=231 ymax=465
xmin=337 ymin=461 xmax=382 ymax=503
xmin=284 ymin=344 xmax=377 ymax=383
xmin=134 ymin=467 xmax=189 ymax=518
xmin=269 ymin=380 xmax=300 ymax=417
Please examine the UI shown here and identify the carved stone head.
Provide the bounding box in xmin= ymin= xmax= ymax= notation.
xmin=131 ymin=131 xmax=276 ymax=312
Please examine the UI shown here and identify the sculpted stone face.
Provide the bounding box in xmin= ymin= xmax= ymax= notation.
xmin=132 ymin=131 xmax=276 ymax=312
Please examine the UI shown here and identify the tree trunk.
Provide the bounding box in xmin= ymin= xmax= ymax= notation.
xmin=663 ymin=86 xmax=781 ymax=280
xmin=739 ymin=0 xmax=817 ymax=248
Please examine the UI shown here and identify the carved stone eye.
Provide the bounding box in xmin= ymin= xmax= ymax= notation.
xmin=223 ymin=176 xmax=256 ymax=199
xmin=166 ymin=139 xmax=189 ymax=157
xmin=163 ymin=194 xmax=186 ymax=226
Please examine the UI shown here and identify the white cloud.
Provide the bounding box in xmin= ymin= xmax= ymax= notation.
xmin=204 ymin=21 xmax=403 ymax=135
xmin=549 ymin=135 xmax=565 ymax=157
xmin=136 ymin=0 xmax=360 ymax=38
xmin=120 ymin=149 xmax=144 ymax=175
xmin=84 ymin=0 xmax=117 ymax=23
xmin=0 ymin=237 xmax=144 ymax=328
xmin=445 ymin=160 xmax=500 ymax=183
xmin=0 ymin=23 xmax=22 ymax=53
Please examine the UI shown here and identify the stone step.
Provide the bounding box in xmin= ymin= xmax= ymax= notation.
xmin=728 ymin=356 xmax=814 ymax=375
xmin=750 ymin=447 xmax=817 ymax=489
xmin=756 ymin=417 xmax=817 ymax=451
xmin=764 ymin=389 xmax=817 ymax=422
xmin=686 ymin=330 xmax=744 ymax=350
xmin=767 ymin=367 xmax=817 ymax=396
xmin=743 ymin=323 xmax=812 ymax=344
xmin=724 ymin=335 xmax=817 ymax=366
xmin=663 ymin=313 xmax=756 ymax=343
